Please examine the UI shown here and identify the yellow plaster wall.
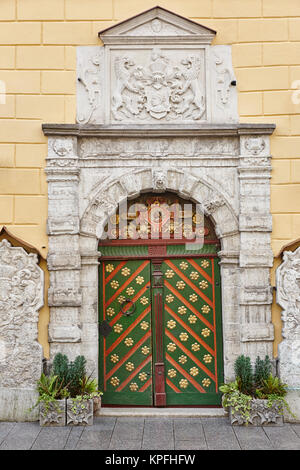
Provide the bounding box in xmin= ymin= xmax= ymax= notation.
xmin=1 ymin=0 xmax=300 ymax=358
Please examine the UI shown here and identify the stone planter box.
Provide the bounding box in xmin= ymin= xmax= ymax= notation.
xmin=93 ymin=396 xmax=102 ymax=416
xmin=66 ymin=398 xmax=93 ymax=426
xmin=229 ymin=398 xmax=284 ymax=426
xmin=40 ymin=399 xmax=66 ymax=427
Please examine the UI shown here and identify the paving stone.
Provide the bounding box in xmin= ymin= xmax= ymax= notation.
xmin=76 ymin=430 xmax=111 ymax=450
xmin=64 ymin=426 xmax=85 ymax=450
xmin=291 ymin=424 xmax=300 ymax=438
xmin=201 ymin=417 xmax=241 ymax=450
xmin=142 ymin=418 xmax=174 ymax=449
xmin=173 ymin=418 xmax=204 ymax=441
xmin=109 ymin=439 xmax=142 ymax=450
xmin=0 ymin=422 xmax=41 ymax=450
xmin=92 ymin=417 xmax=116 ymax=431
xmin=31 ymin=426 xmax=71 ymax=450
xmin=0 ymin=422 xmax=16 ymax=445
xmin=175 ymin=440 xmax=207 ymax=450
xmin=112 ymin=418 xmax=144 ymax=441
xmin=263 ymin=424 xmax=300 ymax=450
xmin=232 ymin=425 xmax=273 ymax=450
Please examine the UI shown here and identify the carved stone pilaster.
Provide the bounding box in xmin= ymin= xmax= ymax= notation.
xmin=0 ymin=239 xmax=44 ymax=420
xmin=277 ymin=247 xmax=300 ymax=389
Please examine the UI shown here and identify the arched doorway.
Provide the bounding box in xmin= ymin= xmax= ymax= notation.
xmin=98 ymin=193 xmax=224 ymax=406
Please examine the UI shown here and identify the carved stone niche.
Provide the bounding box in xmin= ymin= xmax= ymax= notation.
xmin=0 ymin=239 xmax=44 ymax=421
xmin=77 ymin=6 xmax=238 ymax=125
xmin=277 ymin=246 xmax=300 ymax=422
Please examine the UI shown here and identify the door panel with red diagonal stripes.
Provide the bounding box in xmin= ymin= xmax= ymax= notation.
xmin=99 ymin=260 xmax=153 ymax=405
xmin=162 ymin=258 xmax=223 ymax=405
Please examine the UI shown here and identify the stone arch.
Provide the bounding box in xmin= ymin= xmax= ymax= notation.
xmin=80 ymin=167 xmax=239 ymax=256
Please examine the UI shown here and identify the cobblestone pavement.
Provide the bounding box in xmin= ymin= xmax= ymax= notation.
xmin=0 ymin=417 xmax=300 ymax=450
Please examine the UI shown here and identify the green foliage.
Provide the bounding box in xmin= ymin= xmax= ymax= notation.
xmin=52 ymin=353 xmax=87 ymax=398
xmin=253 ymin=356 xmax=272 ymax=388
xmin=255 ymin=374 xmax=287 ymax=399
xmin=78 ymin=375 xmax=103 ymax=398
xmin=219 ymin=381 xmax=252 ymax=423
xmin=29 ymin=372 xmax=69 ymax=416
xmin=234 ymin=355 xmax=254 ymax=395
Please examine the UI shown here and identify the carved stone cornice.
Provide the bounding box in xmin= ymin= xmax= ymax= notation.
xmin=42 ymin=123 xmax=276 ymax=138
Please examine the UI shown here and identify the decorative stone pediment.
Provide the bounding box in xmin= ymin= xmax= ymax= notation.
xmin=77 ymin=7 xmax=237 ymax=125
xmin=98 ymin=6 xmax=216 ymax=45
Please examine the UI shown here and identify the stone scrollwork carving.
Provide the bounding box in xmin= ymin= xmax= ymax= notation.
xmin=215 ymin=52 xmax=235 ymax=108
xmin=0 ymin=239 xmax=44 ymax=388
xmin=276 ymin=247 xmax=300 ymax=388
xmin=111 ymin=47 xmax=205 ymax=122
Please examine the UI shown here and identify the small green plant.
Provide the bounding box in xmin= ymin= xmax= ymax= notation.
xmin=253 ymin=356 xmax=272 ymax=388
xmin=52 ymin=353 xmax=87 ymax=398
xmin=234 ymin=354 xmax=253 ymax=395
xmin=255 ymin=374 xmax=287 ymax=399
xmin=78 ymin=375 xmax=103 ymax=399
xmin=29 ymin=373 xmax=69 ymax=416
xmin=219 ymin=381 xmax=252 ymax=423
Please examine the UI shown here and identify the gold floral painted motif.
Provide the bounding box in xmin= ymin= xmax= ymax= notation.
xmin=199 ymin=280 xmax=208 ymax=290
xmin=126 ymin=287 xmax=135 ymax=296
xmin=118 ymin=295 xmax=126 ymax=303
xmin=110 ymin=376 xmax=120 ymax=387
xmin=189 ymin=293 xmax=198 ymax=303
xmin=124 ymin=337 xmax=134 ymax=347
xmin=191 ymin=343 xmax=200 ymax=351
xmin=167 ymin=319 xmax=176 ymax=330
xmin=190 ymin=271 xmax=199 ymax=280
xmin=140 ymin=321 xmax=149 ymax=330
xmin=201 ymin=328 xmax=211 ymax=338
xmin=113 ymin=323 xmax=123 ymax=333
xmin=129 ymin=382 xmax=139 ymax=391
xmin=165 ymin=269 xmax=175 ymax=279
xmin=178 ymin=355 xmax=187 ymax=364
xmin=106 ymin=264 xmax=114 ymax=273
xmin=167 ymin=342 xmax=176 ymax=352
xmin=121 ymin=267 xmax=131 ymax=277
xmin=178 ymin=305 xmax=187 ymax=315
xmin=139 ymin=372 xmax=148 ymax=381
xmin=106 ymin=307 xmax=115 ymax=317
xmin=140 ymin=296 xmax=149 ymax=305
xmin=176 ymin=280 xmax=185 ymax=290
xmin=110 ymin=280 xmax=119 ymax=289
xmin=141 ymin=345 xmax=150 ymax=355
xmin=203 ymin=354 xmax=213 ymax=364
xmin=179 ymin=261 xmax=188 ymax=270
xmin=179 ymin=332 xmax=189 ymax=342
xmin=179 ymin=378 xmax=188 ymax=389
xmin=188 ymin=314 xmax=197 ymax=324
xmin=166 ymin=294 xmax=174 ymax=303
xmin=110 ymin=354 xmax=119 ymax=363
xmin=190 ymin=367 xmax=199 ymax=377
xmin=201 ymin=260 xmax=210 ymax=269
xmin=201 ymin=305 xmax=210 ymax=314
xmin=136 ymin=275 xmax=144 ymax=285
xmin=168 ymin=369 xmax=177 ymax=378
xmin=125 ymin=362 xmax=135 ymax=372
xmin=202 ymin=378 xmax=211 ymax=387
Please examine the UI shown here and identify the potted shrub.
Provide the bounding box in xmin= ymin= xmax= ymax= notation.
xmin=52 ymin=353 xmax=102 ymax=426
xmin=220 ymin=355 xmax=295 ymax=426
xmin=30 ymin=373 xmax=69 ymax=427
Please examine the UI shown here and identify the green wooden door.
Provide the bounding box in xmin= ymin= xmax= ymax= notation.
xmin=99 ymin=259 xmax=153 ymax=405
xmin=162 ymin=258 xmax=224 ymax=405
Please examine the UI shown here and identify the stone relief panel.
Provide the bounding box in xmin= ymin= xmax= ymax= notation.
xmin=0 ymin=240 xmax=44 ymax=388
xmin=110 ymin=47 xmax=207 ymax=123
xmin=277 ymin=247 xmax=300 ymax=389
xmin=76 ymin=47 xmax=104 ymax=125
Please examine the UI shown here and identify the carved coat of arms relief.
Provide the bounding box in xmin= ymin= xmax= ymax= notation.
xmin=111 ymin=47 xmax=205 ymax=122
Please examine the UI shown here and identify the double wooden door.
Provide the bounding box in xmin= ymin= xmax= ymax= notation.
xmin=99 ymin=257 xmax=223 ymax=406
